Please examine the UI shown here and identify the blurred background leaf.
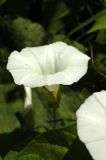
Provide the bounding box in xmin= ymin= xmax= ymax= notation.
xmin=0 ymin=85 xmax=23 ymax=133
xmin=0 ymin=17 xmax=46 ymax=50
xmin=88 ymin=13 xmax=106 ymax=33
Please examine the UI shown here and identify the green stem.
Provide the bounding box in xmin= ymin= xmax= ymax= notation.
xmin=67 ymin=9 xmax=106 ymax=37
xmin=53 ymin=107 xmax=57 ymax=129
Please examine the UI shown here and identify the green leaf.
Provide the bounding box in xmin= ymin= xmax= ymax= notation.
xmin=32 ymin=86 xmax=89 ymax=131
xmin=36 ymin=122 xmax=77 ymax=147
xmin=4 ymin=151 xmax=44 ymax=160
xmin=4 ymin=151 xmax=18 ymax=160
xmin=11 ymin=17 xmax=45 ymax=49
xmin=4 ymin=141 xmax=67 ymax=160
xmin=0 ymin=17 xmax=45 ymax=50
xmin=88 ymin=14 xmax=106 ymax=33
xmin=18 ymin=154 xmax=44 ymax=160
xmin=0 ymin=84 xmax=23 ymax=133
xmin=19 ymin=141 xmax=68 ymax=160
xmin=67 ymin=9 xmax=106 ymax=36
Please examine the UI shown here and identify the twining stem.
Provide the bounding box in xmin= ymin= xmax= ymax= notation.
xmin=52 ymin=90 xmax=61 ymax=129
xmin=67 ymin=9 xmax=106 ymax=37
xmin=53 ymin=107 xmax=57 ymax=129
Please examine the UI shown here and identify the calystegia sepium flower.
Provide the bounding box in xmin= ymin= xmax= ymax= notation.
xmin=77 ymin=90 xmax=106 ymax=160
xmin=7 ymin=42 xmax=90 ymax=92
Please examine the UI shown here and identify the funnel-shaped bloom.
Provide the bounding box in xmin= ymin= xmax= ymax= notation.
xmin=7 ymin=42 xmax=90 ymax=91
xmin=77 ymin=91 xmax=106 ymax=160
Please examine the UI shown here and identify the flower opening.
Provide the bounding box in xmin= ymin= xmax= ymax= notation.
xmin=7 ymin=41 xmax=90 ymax=91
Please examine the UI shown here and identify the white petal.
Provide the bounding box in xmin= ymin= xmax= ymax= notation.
xmin=7 ymin=41 xmax=90 ymax=88
xmin=57 ymin=45 xmax=90 ymax=70
xmin=76 ymin=90 xmax=106 ymax=160
xmin=27 ymin=41 xmax=67 ymax=75
xmin=86 ymin=140 xmax=106 ymax=160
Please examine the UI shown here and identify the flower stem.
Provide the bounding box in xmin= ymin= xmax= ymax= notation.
xmin=53 ymin=107 xmax=57 ymax=129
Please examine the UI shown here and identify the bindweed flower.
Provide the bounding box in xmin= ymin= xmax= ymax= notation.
xmin=7 ymin=41 xmax=90 ymax=92
xmin=24 ymin=86 xmax=32 ymax=108
xmin=76 ymin=91 xmax=106 ymax=160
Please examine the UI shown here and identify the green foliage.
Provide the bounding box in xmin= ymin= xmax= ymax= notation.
xmin=4 ymin=151 xmax=18 ymax=160
xmin=4 ymin=151 xmax=44 ymax=160
xmin=4 ymin=141 xmax=67 ymax=160
xmin=18 ymin=154 xmax=44 ymax=160
xmin=0 ymin=17 xmax=45 ymax=50
xmin=19 ymin=141 xmax=67 ymax=160
xmin=31 ymin=86 xmax=89 ymax=131
xmin=0 ymin=84 xmax=23 ymax=133
xmin=11 ymin=17 xmax=45 ymax=49
xmin=88 ymin=14 xmax=106 ymax=33
xmin=36 ymin=122 xmax=77 ymax=147
xmin=0 ymin=0 xmax=105 ymax=159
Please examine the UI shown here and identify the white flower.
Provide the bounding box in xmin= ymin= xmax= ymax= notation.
xmin=7 ymin=41 xmax=90 ymax=91
xmin=24 ymin=87 xmax=32 ymax=108
xmin=76 ymin=90 xmax=106 ymax=160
